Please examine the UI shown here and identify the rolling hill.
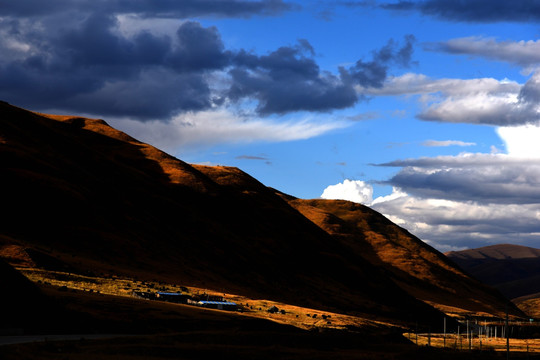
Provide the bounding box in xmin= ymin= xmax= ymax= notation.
xmin=0 ymin=101 xmax=522 ymax=332
xmin=282 ymin=197 xmax=520 ymax=318
xmin=446 ymin=244 xmax=540 ymax=300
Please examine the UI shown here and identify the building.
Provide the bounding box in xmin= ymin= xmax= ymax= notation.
xmin=155 ymin=292 xmax=191 ymax=304
xmin=132 ymin=291 xmax=157 ymax=300
xmin=197 ymin=300 xmax=237 ymax=311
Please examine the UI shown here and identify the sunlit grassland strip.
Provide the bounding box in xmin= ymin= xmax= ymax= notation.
xmin=19 ymin=268 xmax=394 ymax=332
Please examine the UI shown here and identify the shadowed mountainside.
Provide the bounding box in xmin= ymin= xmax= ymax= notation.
xmin=446 ymin=244 xmax=540 ymax=300
xmin=0 ymin=101 xmax=447 ymax=328
xmin=281 ymin=197 xmax=522 ymax=318
xmin=0 ymin=101 xmax=523 ymax=332
xmin=0 ymin=258 xmax=93 ymax=334
xmin=0 ymin=258 xmax=49 ymax=331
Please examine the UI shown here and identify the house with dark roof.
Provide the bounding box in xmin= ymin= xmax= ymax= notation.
xmin=156 ymin=292 xmax=191 ymax=304
xmin=197 ymin=300 xmax=237 ymax=311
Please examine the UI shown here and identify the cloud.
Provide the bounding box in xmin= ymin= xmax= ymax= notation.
xmin=235 ymin=155 xmax=269 ymax=160
xmin=110 ymin=109 xmax=350 ymax=152
xmin=427 ymin=37 xmax=540 ymax=68
xmin=2 ymin=0 xmax=295 ymax=19
xmin=236 ymin=154 xmax=272 ymax=165
xmin=363 ymin=72 xmax=521 ymax=96
xmin=377 ymin=123 xmax=540 ymax=205
xmin=497 ymin=124 xmax=540 ymax=157
xmin=422 ymin=140 xmax=476 ymax=147
xmin=0 ymin=16 xmax=229 ymax=119
xmin=380 ymin=157 xmax=540 ymax=205
xmin=364 ymin=72 xmax=540 ymax=126
xmin=380 ymin=0 xmax=540 ymax=23
xmin=371 ymin=194 xmax=540 ymax=251
xmin=0 ymin=3 xmax=416 ymax=121
xmin=366 ymin=126 xmax=540 ymax=249
xmin=320 ymin=179 xmax=374 ymax=204
xmin=227 ymin=35 xmax=416 ymax=114
xmin=346 ymin=112 xmax=380 ymax=121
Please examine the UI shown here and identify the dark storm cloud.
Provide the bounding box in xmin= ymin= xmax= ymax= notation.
xmin=380 ymin=0 xmax=540 ymax=23
xmin=346 ymin=34 xmax=416 ymax=88
xmin=60 ymin=13 xmax=170 ymax=68
xmin=1 ymin=0 xmax=295 ymax=18
xmin=167 ymin=22 xmax=232 ymax=72
xmin=58 ymin=15 xmax=229 ymax=73
xmin=227 ymin=35 xmax=416 ymax=114
xmin=0 ymin=14 xmax=229 ymax=119
xmin=0 ymin=2 xmax=414 ymax=119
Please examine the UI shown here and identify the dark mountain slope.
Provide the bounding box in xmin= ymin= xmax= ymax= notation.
xmin=0 ymin=101 xmax=446 ymax=328
xmin=0 ymin=258 xmax=48 ymax=331
xmin=283 ymin=197 xmax=523 ymax=318
xmin=0 ymin=258 xmax=92 ymax=334
xmin=447 ymin=244 xmax=540 ymax=299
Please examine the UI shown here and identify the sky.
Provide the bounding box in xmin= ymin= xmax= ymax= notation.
xmin=2 ymin=0 xmax=540 ymax=251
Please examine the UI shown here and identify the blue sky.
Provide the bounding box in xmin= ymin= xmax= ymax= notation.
xmin=3 ymin=1 xmax=540 ymax=251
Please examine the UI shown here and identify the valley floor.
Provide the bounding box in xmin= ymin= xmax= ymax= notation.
xmin=3 ymin=268 xmax=540 ymax=359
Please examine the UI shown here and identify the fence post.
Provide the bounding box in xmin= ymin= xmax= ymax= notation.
xmin=467 ymin=320 xmax=472 ymax=350
xmin=459 ymin=325 xmax=462 ymax=350
xmin=506 ymin=308 xmax=510 ymax=360
xmin=443 ymin=317 xmax=446 ymax=348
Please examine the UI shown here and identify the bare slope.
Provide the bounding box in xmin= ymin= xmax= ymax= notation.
xmin=283 ymin=197 xmax=522 ymax=318
xmin=447 ymin=244 xmax=540 ymax=300
xmin=0 ymin=101 xmax=446 ymax=328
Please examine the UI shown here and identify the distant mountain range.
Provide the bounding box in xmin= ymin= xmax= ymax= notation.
xmin=446 ymin=244 xmax=540 ymax=300
xmin=0 ymin=101 xmax=523 ymax=331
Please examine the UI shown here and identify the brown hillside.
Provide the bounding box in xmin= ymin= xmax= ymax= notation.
xmin=447 ymin=244 xmax=540 ymax=261
xmin=283 ymin=197 xmax=522 ymax=318
xmin=447 ymin=244 xmax=540 ymax=300
xmin=0 ymin=101 xmax=448 ymax=329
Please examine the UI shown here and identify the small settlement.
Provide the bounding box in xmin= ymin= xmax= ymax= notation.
xmin=132 ymin=291 xmax=238 ymax=311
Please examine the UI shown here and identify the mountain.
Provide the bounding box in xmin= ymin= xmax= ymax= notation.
xmin=0 ymin=101 xmax=445 ymax=328
xmin=446 ymin=244 xmax=540 ymax=300
xmin=0 ymin=101 xmax=521 ymax=331
xmin=282 ymin=197 xmax=520 ymax=318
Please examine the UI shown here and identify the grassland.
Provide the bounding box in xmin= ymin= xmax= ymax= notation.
xmin=19 ymin=268 xmax=391 ymax=332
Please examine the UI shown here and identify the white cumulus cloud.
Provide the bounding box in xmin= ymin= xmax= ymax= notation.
xmin=497 ymin=123 xmax=540 ymax=157
xmin=320 ymin=179 xmax=374 ymax=205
